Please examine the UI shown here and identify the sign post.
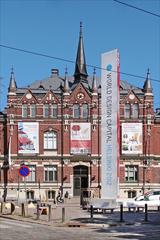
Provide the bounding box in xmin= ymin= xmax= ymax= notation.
xmin=18 ymin=165 xmax=30 ymax=204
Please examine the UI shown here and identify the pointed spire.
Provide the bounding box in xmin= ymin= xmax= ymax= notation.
xmin=74 ymin=22 xmax=88 ymax=83
xmin=143 ymin=68 xmax=153 ymax=94
xmin=8 ymin=66 xmax=17 ymax=94
xmin=64 ymin=67 xmax=70 ymax=94
xmin=92 ymin=67 xmax=98 ymax=94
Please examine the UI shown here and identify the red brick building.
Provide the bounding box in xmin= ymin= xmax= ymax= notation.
xmin=0 ymin=24 xmax=160 ymax=202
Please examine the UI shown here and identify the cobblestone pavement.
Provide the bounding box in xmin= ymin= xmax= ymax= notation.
xmin=0 ymin=217 xmax=160 ymax=240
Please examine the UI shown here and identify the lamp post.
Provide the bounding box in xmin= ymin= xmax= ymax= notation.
xmin=60 ymin=84 xmax=64 ymax=197
xmin=142 ymin=114 xmax=151 ymax=195
xmin=3 ymin=114 xmax=14 ymax=202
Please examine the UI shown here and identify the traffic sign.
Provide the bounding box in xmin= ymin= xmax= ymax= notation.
xmin=18 ymin=165 xmax=30 ymax=177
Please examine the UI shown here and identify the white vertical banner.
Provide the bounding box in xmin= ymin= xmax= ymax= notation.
xmin=101 ymin=49 xmax=120 ymax=199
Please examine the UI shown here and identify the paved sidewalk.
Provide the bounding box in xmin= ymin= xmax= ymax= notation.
xmin=1 ymin=202 xmax=160 ymax=228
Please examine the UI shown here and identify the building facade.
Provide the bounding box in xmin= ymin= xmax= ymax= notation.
xmin=0 ymin=24 xmax=160 ymax=202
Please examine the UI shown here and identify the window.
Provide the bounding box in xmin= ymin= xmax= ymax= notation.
xmin=47 ymin=190 xmax=56 ymax=200
xmin=22 ymin=104 xmax=27 ymax=118
xmin=131 ymin=104 xmax=139 ymax=118
xmin=73 ymin=104 xmax=80 ymax=118
xmin=124 ymin=104 xmax=130 ymax=119
xmin=43 ymin=104 xmax=49 ymax=117
xmin=44 ymin=165 xmax=57 ymax=182
xmin=44 ymin=131 xmax=57 ymax=149
xmin=26 ymin=190 xmax=34 ymax=200
xmin=51 ymin=104 xmax=58 ymax=118
xmin=25 ymin=165 xmax=36 ymax=182
xmin=30 ymin=104 xmax=36 ymax=118
xmin=82 ymin=104 xmax=88 ymax=119
xmin=125 ymin=165 xmax=138 ymax=182
xmin=128 ymin=190 xmax=137 ymax=198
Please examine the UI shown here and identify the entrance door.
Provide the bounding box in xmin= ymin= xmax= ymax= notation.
xmin=73 ymin=166 xmax=88 ymax=196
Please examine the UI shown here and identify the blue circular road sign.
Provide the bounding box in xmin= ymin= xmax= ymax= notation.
xmin=18 ymin=165 xmax=30 ymax=177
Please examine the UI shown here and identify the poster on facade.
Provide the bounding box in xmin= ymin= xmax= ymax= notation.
xmin=101 ymin=49 xmax=120 ymax=200
xmin=122 ymin=123 xmax=142 ymax=154
xmin=70 ymin=123 xmax=91 ymax=154
xmin=18 ymin=122 xmax=39 ymax=154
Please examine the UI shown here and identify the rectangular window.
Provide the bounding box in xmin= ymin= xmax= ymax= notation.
xmin=128 ymin=190 xmax=137 ymax=198
xmin=44 ymin=132 xmax=57 ymax=149
xmin=26 ymin=190 xmax=34 ymax=200
xmin=82 ymin=104 xmax=88 ymax=119
xmin=44 ymin=165 xmax=57 ymax=182
xmin=124 ymin=104 xmax=130 ymax=119
xmin=30 ymin=104 xmax=36 ymax=118
xmin=22 ymin=104 xmax=28 ymax=118
xmin=48 ymin=190 xmax=56 ymax=200
xmin=51 ymin=104 xmax=58 ymax=118
xmin=25 ymin=165 xmax=36 ymax=182
xmin=131 ymin=104 xmax=139 ymax=118
xmin=125 ymin=165 xmax=138 ymax=182
xmin=73 ymin=104 xmax=80 ymax=118
xmin=43 ymin=104 xmax=49 ymax=117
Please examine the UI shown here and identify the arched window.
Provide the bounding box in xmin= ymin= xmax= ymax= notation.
xmin=44 ymin=131 xmax=57 ymax=149
xmin=131 ymin=103 xmax=139 ymax=118
xmin=82 ymin=104 xmax=88 ymax=119
xmin=73 ymin=104 xmax=80 ymax=118
xmin=124 ymin=103 xmax=131 ymax=119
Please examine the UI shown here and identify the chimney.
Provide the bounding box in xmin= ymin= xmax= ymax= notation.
xmin=51 ymin=68 xmax=59 ymax=77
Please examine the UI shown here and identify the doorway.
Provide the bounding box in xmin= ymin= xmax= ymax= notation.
xmin=73 ymin=165 xmax=88 ymax=196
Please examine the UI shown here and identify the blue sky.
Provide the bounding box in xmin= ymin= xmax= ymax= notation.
xmin=0 ymin=0 xmax=160 ymax=110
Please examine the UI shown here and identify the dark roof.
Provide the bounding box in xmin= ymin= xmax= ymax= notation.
xmin=21 ymin=74 xmax=143 ymax=95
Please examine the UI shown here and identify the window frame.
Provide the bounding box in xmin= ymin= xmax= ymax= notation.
xmin=44 ymin=165 xmax=57 ymax=182
xmin=43 ymin=131 xmax=57 ymax=150
xmin=82 ymin=104 xmax=89 ymax=119
xmin=43 ymin=104 xmax=49 ymax=118
xmin=73 ymin=104 xmax=80 ymax=118
xmin=125 ymin=165 xmax=138 ymax=182
xmin=25 ymin=165 xmax=36 ymax=182
xmin=22 ymin=104 xmax=28 ymax=118
xmin=30 ymin=104 xmax=36 ymax=118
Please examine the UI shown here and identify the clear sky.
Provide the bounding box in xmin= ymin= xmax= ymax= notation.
xmin=0 ymin=0 xmax=160 ymax=111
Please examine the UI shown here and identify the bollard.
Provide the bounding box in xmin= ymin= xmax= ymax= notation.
xmin=120 ymin=204 xmax=124 ymax=222
xmin=21 ymin=203 xmax=25 ymax=217
xmin=90 ymin=205 xmax=93 ymax=221
xmin=11 ymin=203 xmax=15 ymax=215
xmin=62 ymin=207 xmax=65 ymax=223
xmin=0 ymin=202 xmax=3 ymax=214
xmin=48 ymin=204 xmax=51 ymax=221
xmin=144 ymin=204 xmax=148 ymax=222
xmin=36 ymin=203 xmax=40 ymax=220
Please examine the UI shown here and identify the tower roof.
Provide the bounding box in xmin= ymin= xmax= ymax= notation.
xmin=92 ymin=68 xmax=98 ymax=94
xmin=143 ymin=68 xmax=153 ymax=94
xmin=74 ymin=22 xmax=88 ymax=83
xmin=64 ymin=67 xmax=70 ymax=94
xmin=8 ymin=67 xmax=17 ymax=94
